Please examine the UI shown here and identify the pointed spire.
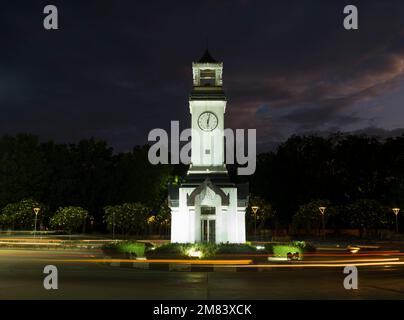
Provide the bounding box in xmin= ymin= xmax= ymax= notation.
xmin=198 ymin=48 xmax=218 ymax=63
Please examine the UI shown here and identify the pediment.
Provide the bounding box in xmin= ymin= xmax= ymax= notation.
xmin=187 ymin=178 xmax=230 ymax=206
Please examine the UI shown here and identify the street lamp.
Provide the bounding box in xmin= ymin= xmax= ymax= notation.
xmin=251 ymin=206 xmax=259 ymax=240
xmin=147 ymin=216 xmax=156 ymax=236
xmin=112 ymin=211 xmax=115 ymax=240
xmin=318 ymin=206 xmax=326 ymax=240
xmin=392 ymin=208 xmax=400 ymax=233
xmin=89 ymin=216 xmax=94 ymax=231
xmin=33 ymin=207 xmax=41 ymax=238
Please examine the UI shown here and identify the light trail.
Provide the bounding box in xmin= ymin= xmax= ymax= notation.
xmin=31 ymin=259 xmax=404 ymax=269
xmin=37 ymin=257 xmax=402 ymax=267
xmin=47 ymin=259 xmax=254 ymax=265
xmin=296 ymin=258 xmax=399 ymax=263
xmin=0 ymin=241 xmax=62 ymax=246
xmin=0 ymin=238 xmax=112 ymax=243
xmin=235 ymin=261 xmax=404 ymax=268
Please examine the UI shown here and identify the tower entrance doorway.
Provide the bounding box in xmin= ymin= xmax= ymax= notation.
xmin=201 ymin=219 xmax=215 ymax=243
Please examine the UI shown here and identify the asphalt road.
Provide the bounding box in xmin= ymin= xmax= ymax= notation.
xmin=0 ymin=249 xmax=403 ymax=299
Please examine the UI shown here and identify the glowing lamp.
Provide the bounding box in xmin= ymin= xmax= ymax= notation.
xmin=187 ymin=248 xmax=203 ymax=258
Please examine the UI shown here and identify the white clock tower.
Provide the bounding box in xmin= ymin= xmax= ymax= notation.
xmin=188 ymin=51 xmax=227 ymax=173
xmin=168 ymin=49 xmax=248 ymax=244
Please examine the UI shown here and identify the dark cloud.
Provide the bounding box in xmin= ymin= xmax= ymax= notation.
xmin=351 ymin=126 xmax=404 ymax=138
xmin=0 ymin=0 xmax=404 ymax=151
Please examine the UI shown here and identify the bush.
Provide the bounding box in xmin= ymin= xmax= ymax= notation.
xmin=103 ymin=203 xmax=150 ymax=236
xmin=273 ymin=245 xmax=302 ymax=257
xmin=102 ymin=241 xmax=146 ymax=257
xmin=146 ymin=243 xmax=216 ymax=259
xmin=216 ymin=243 xmax=257 ymax=254
xmin=0 ymin=198 xmax=42 ymax=229
xmin=146 ymin=243 xmax=258 ymax=259
xmin=291 ymin=241 xmax=316 ymax=252
xmin=146 ymin=242 xmax=184 ymax=255
xmin=265 ymin=241 xmax=316 ymax=257
xmin=50 ymin=206 xmax=88 ymax=233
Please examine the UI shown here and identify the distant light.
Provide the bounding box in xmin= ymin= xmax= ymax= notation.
xmin=268 ymin=257 xmax=288 ymax=262
xmin=187 ymin=247 xmax=203 ymax=258
xmin=255 ymin=245 xmax=265 ymax=250
xmin=251 ymin=206 xmax=259 ymax=214
xmin=347 ymin=246 xmax=360 ymax=254
xmin=147 ymin=216 xmax=156 ymax=224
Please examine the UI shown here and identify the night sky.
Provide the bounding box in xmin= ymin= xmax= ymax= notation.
xmin=1 ymin=0 xmax=404 ymax=152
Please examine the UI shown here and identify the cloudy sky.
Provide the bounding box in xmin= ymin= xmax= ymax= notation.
xmin=1 ymin=0 xmax=404 ymax=151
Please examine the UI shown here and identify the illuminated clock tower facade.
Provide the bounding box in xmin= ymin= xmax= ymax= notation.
xmin=168 ymin=50 xmax=248 ymax=244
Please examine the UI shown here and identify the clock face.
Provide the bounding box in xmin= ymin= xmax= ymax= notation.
xmin=198 ymin=112 xmax=218 ymax=131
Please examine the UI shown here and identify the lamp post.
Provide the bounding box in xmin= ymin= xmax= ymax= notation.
xmin=318 ymin=206 xmax=326 ymax=240
xmin=33 ymin=207 xmax=41 ymax=238
xmin=251 ymin=206 xmax=259 ymax=240
xmin=89 ymin=216 xmax=94 ymax=232
xmin=164 ymin=219 xmax=169 ymax=238
xmin=147 ymin=215 xmax=156 ymax=236
xmin=112 ymin=211 xmax=115 ymax=240
xmin=392 ymin=208 xmax=400 ymax=233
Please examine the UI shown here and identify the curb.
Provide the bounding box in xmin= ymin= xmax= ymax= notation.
xmin=106 ymin=261 xmax=270 ymax=272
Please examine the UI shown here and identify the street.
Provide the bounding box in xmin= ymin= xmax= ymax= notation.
xmin=0 ymin=249 xmax=403 ymax=299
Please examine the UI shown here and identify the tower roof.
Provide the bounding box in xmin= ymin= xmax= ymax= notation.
xmin=197 ymin=49 xmax=218 ymax=63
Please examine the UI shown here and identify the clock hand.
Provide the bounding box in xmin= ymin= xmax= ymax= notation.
xmin=207 ymin=114 xmax=210 ymax=127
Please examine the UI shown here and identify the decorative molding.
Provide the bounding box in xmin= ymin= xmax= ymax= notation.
xmin=187 ymin=178 xmax=230 ymax=206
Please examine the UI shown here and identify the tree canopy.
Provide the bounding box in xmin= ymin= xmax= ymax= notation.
xmin=0 ymin=132 xmax=403 ymax=234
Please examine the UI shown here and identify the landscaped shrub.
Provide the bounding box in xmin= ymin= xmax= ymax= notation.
xmin=273 ymin=245 xmax=302 ymax=257
xmin=146 ymin=242 xmax=183 ymax=254
xmin=216 ymin=243 xmax=257 ymax=254
xmin=102 ymin=241 xmax=146 ymax=257
xmin=291 ymin=241 xmax=316 ymax=253
xmin=146 ymin=242 xmax=259 ymax=259
xmin=146 ymin=243 xmax=217 ymax=259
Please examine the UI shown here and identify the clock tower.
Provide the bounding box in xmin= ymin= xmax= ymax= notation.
xmin=188 ymin=49 xmax=227 ymax=173
xmin=168 ymin=49 xmax=248 ymax=244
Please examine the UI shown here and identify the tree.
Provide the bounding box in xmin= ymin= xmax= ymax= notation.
xmin=111 ymin=146 xmax=173 ymax=207
xmin=250 ymin=135 xmax=335 ymax=225
xmin=292 ymin=199 xmax=337 ymax=235
xmin=0 ymin=135 xmax=46 ymax=209
xmin=104 ymin=203 xmax=151 ymax=237
xmin=0 ymin=198 xmax=43 ymax=230
xmin=1 ymin=131 xmax=403 ymax=234
xmin=154 ymin=200 xmax=171 ymax=237
xmin=333 ymin=135 xmax=384 ymax=203
xmin=247 ymin=195 xmax=275 ymax=232
xmin=50 ymin=206 xmax=88 ymax=234
xmin=345 ymin=199 xmax=387 ymax=238
xmin=382 ymin=135 xmax=404 ymax=208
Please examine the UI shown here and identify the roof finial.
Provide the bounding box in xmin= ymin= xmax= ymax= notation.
xmin=197 ymin=40 xmax=217 ymax=63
